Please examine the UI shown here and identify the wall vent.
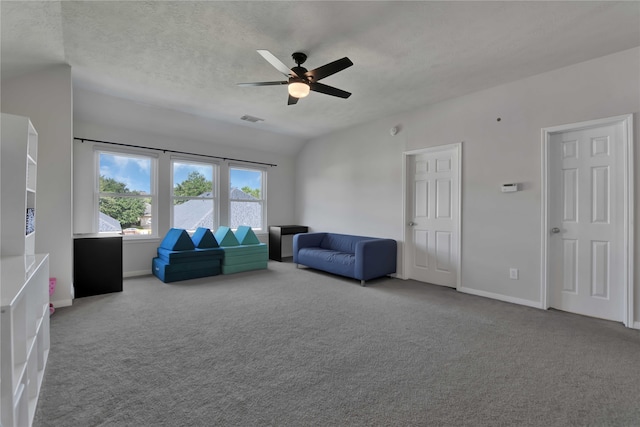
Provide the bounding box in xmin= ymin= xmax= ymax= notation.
xmin=240 ymin=115 xmax=264 ymax=123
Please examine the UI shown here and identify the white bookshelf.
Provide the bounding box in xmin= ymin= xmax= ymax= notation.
xmin=1 ymin=255 xmax=50 ymax=427
xmin=1 ymin=113 xmax=38 ymax=258
xmin=1 ymin=113 xmax=49 ymax=427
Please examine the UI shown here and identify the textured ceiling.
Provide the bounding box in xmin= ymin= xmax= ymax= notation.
xmin=2 ymin=1 xmax=639 ymax=153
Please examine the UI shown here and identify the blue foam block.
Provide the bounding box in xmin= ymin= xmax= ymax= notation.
xmin=192 ymin=227 xmax=219 ymax=248
xmin=159 ymin=228 xmax=195 ymax=251
xmin=152 ymin=258 xmax=221 ymax=283
xmin=157 ymin=247 xmax=223 ymax=263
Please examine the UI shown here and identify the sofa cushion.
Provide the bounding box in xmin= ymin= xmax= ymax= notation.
xmin=298 ymin=248 xmax=355 ymax=278
xmin=319 ymin=233 xmax=364 ymax=254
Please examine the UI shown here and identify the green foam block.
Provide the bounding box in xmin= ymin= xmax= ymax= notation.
xmin=234 ymin=225 xmax=261 ymax=245
xmin=222 ymin=251 xmax=268 ymax=266
xmin=220 ymin=244 xmax=267 ymax=257
xmin=222 ymin=261 xmax=268 ymax=275
xmin=214 ymin=226 xmax=239 ymax=247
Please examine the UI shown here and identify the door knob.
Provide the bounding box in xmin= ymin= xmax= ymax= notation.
xmin=551 ymin=227 xmax=561 ymax=234
xmin=408 ymin=222 xmax=416 ymax=226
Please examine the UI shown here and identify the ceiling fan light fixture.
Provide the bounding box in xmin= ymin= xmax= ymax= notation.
xmin=239 ymin=50 xmax=353 ymax=105
xmin=288 ymin=81 xmax=310 ymax=98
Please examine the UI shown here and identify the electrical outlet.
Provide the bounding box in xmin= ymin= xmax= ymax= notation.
xmin=509 ymin=268 xmax=519 ymax=280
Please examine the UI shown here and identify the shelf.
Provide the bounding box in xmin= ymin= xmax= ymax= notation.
xmin=13 ymin=383 xmax=25 ymax=411
xmin=27 ymin=396 xmax=37 ymax=426
xmin=1 ymin=114 xmax=46 ymax=427
xmin=12 ymin=382 xmax=27 ymax=427
xmin=38 ymin=347 xmax=49 ymax=373
xmin=0 ymin=255 xmax=47 ymax=307
xmin=2 ymin=114 xmax=38 ymax=258
xmin=12 ymin=362 xmax=26 ymax=396
xmin=35 ymin=305 xmax=46 ymax=331
xmin=26 ymin=335 xmax=37 ymax=358
xmin=1 ymin=254 xmax=49 ymax=427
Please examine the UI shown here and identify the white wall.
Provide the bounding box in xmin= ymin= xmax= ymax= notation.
xmin=296 ymin=47 xmax=640 ymax=326
xmin=295 ymin=116 xmax=407 ymax=259
xmin=73 ymin=92 xmax=298 ymax=276
xmin=1 ymin=65 xmax=74 ymax=307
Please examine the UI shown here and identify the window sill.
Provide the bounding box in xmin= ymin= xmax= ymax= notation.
xmin=123 ymin=236 xmax=161 ymax=244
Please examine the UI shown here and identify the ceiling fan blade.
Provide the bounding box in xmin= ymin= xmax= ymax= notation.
xmin=309 ymin=82 xmax=351 ymax=99
xmin=287 ymin=95 xmax=299 ymax=105
xmin=305 ymin=57 xmax=353 ymax=81
xmin=257 ymin=49 xmax=298 ymax=77
xmin=237 ymin=81 xmax=287 ymax=87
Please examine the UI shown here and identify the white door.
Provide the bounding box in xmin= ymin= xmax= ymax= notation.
xmin=406 ymin=144 xmax=460 ymax=288
xmin=548 ymin=122 xmax=625 ymax=321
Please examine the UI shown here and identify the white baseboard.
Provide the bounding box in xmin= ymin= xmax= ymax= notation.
xmin=123 ymin=270 xmax=151 ymax=278
xmin=51 ymin=298 xmax=73 ymax=308
xmin=458 ymin=286 xmax=543 ymax=309
xmin=633 ymin=321 xmax=640 ymax=330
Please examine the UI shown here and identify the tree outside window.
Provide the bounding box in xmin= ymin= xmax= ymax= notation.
xmin=98 ymin=152 xmax=155 ymax=236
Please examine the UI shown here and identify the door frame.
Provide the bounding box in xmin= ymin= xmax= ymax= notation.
xmin=540 ymin=114 xmax=634 ymax=327
xmin=402 ymin=143 xmax=462 ymax=289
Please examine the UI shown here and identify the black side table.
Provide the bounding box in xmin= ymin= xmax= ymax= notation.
xmin=268 ymin=225 xmax=308 ymax=261
xmin=73 ymin=233 xmax=123 ymax=298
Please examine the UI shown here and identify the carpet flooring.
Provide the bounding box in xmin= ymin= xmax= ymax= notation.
xmin=34 ymin=261 xmax=640 ymax=426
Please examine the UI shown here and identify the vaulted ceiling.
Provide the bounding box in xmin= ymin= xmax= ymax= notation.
xmin=2 ymin=1 xmax=639 ymax=153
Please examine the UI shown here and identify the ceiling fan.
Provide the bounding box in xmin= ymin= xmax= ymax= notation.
xmin=238 ymin=50 xmax=353 ymax=105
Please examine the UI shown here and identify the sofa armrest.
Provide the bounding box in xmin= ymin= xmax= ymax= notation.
xmin=293 ymin=232 xmax=326 ymax=263
xmin=354 ymin=239 xmax=397 ymax=281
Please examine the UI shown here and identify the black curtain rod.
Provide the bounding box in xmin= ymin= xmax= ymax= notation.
xmin=73 ymin=137 xmax=277 ymax=167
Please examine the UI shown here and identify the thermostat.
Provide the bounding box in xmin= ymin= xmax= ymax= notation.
xmin=501 ymin=183 xmax=519 ymax=193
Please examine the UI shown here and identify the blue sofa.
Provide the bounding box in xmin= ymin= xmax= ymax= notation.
xmin=293 ymin=232 xmax=397 ymax=286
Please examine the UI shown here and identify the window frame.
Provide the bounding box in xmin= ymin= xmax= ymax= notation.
xmin=228 ymin=164 xmax=267 ymax=232
xmin=95 ymin=148 xmax=158 ymax=239
xmin=170 ymin=157 xmax=219 ymax=232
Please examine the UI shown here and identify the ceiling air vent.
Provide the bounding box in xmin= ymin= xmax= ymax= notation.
xmin=240 ymin=115 xmax=264 ymax=123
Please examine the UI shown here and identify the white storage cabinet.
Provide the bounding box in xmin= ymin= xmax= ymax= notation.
xmin=1 ymin=113 xmax=50 ymax=427
xmin=1 ymin=255 xmax=50 ymax=427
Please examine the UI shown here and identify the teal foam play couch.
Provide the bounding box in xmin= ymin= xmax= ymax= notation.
xmin=214 ymin=226 xmax=268 ymax=274
xmin=152 ymin=226 xmax=268 ymax=282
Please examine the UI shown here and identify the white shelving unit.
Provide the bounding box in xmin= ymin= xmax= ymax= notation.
xmin=1 ymin=113 xmax=49 ymax=427
xmin=1 ymin=113 xmax=38 ymax=258
xmin=1 ymin=255 xmax=50 ymax=427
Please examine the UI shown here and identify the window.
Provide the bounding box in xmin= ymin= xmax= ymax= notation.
xmin=97 ymin=151 xmax=156 ymax=236
xmin=229 ymin=166 xmax=266 ymax=231
xmin=171 ymin=160 xmax=217 ymax=232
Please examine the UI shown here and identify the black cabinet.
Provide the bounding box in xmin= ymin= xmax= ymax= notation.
xmin=268 ymin=225 xmax=308 ymax=261
xmin=73 ymin=234 xmax=123 ymax=298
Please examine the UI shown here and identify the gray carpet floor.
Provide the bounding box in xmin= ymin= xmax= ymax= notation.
xmin=34 ymin=261 xmax=640 ymax=426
